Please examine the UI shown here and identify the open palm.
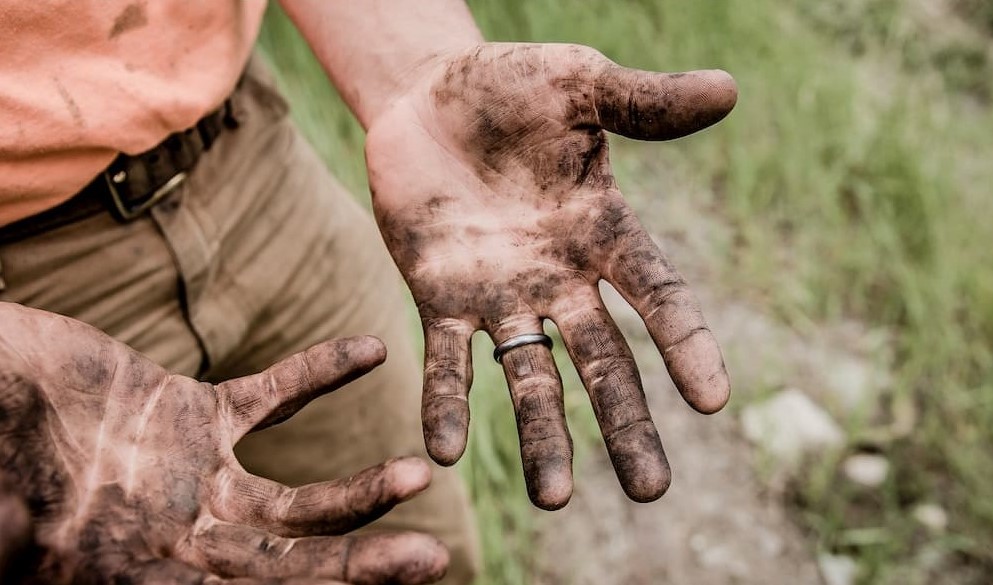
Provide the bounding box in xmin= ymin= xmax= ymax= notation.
xmin=0 ymin=303 xmax=447 ymax=585
xmin=367 ymin=43 xmax=737 ymax=510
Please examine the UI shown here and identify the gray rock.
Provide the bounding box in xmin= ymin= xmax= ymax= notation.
xmin=913 ymin=503 xmax=949 ymax=532
xmin=820 ymin=350 xmax=891 ymax=413
xmin=741 ymin=389 xmax=846 ymax=467
xmin=842 ymin=453 xmax=890 ymax=487
xmin=819 ymin=553 xmax=858 ymax=585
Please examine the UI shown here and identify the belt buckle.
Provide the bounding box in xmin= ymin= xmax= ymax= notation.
xmin=103 ymin=170 xmax=187 ymax=222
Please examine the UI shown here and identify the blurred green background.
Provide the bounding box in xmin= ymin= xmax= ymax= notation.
xmin=258 ymin=1 xmax=993 ymax=583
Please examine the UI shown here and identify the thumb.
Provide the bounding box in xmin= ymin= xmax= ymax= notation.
xmin=574 ymin=56 xmax=737 ymax=141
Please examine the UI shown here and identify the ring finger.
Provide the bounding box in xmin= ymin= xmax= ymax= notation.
xmin=490 ymin=315 xmax=573 ymax=510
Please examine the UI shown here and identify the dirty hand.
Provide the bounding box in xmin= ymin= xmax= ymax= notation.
xmin=367 ymin=43 xmax=736 ymax=510
xmin=0 ymin=302 xmax=448 ymax=585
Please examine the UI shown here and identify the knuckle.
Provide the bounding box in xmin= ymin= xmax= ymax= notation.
xmin=422 ymin=363 xmax=469 ymax=396
xmin=422 ymin=393 xmax=469 ymax=414
xmin=642 ymin=280 xmax=702 ymax=323
xmin=273 ymin=485 xmax=297 ymax=524
xmin=515 ymin=385 xmax=562 ymax=420
xmin=646 ymin=277 xmax=690 ymax=307
xmin=507 ymin=364 xmax=558 ymax=388
xmin=664 ymin=325 xmax=712 ymax=353
xmin=424 ymin=354 xmax=467 ymax=377
xmin=603 ymin=416 xmax=655 ymax=444
xmin=584 ymin=354 xmax=637 ymax=387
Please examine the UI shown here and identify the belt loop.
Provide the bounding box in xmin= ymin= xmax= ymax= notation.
xmin=149 ymin=188 xmax=214 ymax=375
xmin=222 ymin=98 xmax=241 ymax=129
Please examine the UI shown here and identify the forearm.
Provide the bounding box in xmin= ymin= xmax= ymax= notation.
xmin=279 ymin=0 xmax=484 ymax=129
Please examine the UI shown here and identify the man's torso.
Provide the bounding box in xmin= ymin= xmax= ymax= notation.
xmin=0 ymin=0 xmax=266 ymax=226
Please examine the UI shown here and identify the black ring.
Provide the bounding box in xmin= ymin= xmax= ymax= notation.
xmin=493 ymin=333 xmax=553 ymax=363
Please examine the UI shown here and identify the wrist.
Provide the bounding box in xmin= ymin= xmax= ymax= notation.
xmin=279 ymin=0 xmax=485 ymax=130
xmin=366 ymin=40 xmax=483 ymax=128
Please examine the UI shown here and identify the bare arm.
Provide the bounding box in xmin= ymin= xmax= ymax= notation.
xmin=279 ymin=0 xmax=483 ymax=128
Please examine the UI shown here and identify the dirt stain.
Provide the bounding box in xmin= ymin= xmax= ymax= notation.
xmin=108 ymin=2 xmax=148 ymax=40
xmin=53 ymin=78 xmax=85 ymax=128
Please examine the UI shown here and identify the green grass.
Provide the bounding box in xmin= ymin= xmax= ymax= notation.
xmin=259 ymin=1 xmax=993 ymax=583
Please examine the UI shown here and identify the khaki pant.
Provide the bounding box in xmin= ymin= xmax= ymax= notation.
xmin=0 ymin=58 xmax=479 ymax=584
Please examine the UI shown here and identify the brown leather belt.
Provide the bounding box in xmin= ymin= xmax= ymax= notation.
xmin=0 ymin=100 xmax=240 ymax=246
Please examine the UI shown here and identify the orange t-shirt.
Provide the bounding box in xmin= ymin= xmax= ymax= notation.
xmin=0 ymin=0 xmax=267 ymax=226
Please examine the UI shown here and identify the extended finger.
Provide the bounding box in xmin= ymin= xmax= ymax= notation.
xmin=552 ymin=292 xmax=670 ymax=502
xmin=213 ymin=457 xmax=432 ymax=537
xmin=421 ymin=318 xmax=474 ymax=466
xmin=184 ymin=519 xmax=448 ymax=585
xmin=567 ymin=51 xmax=737 ymax=141
xmin=493 ymin=321 xmax=573 ymax=510
xmin=217 ymin=336 xmax=387 ymax=439
xmin=605 ymin=222 xmax=731 ymax=414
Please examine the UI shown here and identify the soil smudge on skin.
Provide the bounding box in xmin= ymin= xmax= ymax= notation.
xmin=53 ymin=78 xmax=85 ymax=128
xmin=109 ymin=3 xmax=148 ymax=40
